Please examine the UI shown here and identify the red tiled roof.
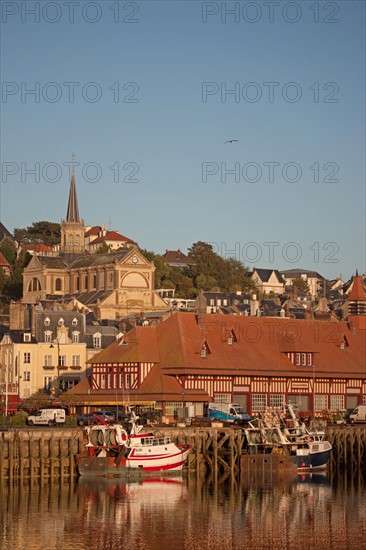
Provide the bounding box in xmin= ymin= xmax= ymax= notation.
xmin=162 ymin=249 xmax=194 ymax=265
xmin=22 ymin=243 xmax=52 ymax=252
xmin=88 ymin=327 xmax=159 ymax=364
xmin=347 ymin=276 xmax=366 ymax=302
xmin=105 ymin=231 xmax=133 ymax=242
xmin=85 ymin=226 xmax=102 ymax=237
xmin=0 ymin=252 xmax=10 ymax=266
xmin=90 ymin=237 xmax=108 ymax=245
xmin=89 ymin=312 xmax=366 ymax=380
xmin=91 ymin=232 xmax=134 ymax=245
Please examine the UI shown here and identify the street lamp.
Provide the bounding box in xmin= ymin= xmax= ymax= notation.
xmin=312 ymin=363 xmax=316 ymax=417
xmin=50 ymin=340 xmax=61 ymax=397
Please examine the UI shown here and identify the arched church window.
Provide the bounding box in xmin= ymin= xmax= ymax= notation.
xmin=30 ymin=278 xmax=41 ymax=292
xmin=55 ymin=278 xmax=62 ymax=291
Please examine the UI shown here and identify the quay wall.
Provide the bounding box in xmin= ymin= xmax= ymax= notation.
xmin=0 ymin=428 xmax=84 ymax=481
xmin=0 ymin=425 xmax=365 ymax=480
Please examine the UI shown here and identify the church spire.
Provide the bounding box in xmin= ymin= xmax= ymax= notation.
xmin=60 ymin=155 xmax=85 ymax=255
xmin=66 ymin=155 xmax=80 ymax=223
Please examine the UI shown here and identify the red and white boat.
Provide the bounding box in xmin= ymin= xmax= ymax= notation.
xmin=76 ymin=411 xmax=192 ymax=477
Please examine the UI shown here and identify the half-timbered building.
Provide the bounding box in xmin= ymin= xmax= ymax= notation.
xmin=70 ymin=289 xmax=366 ymax=420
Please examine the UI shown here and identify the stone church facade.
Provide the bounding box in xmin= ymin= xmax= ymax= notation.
xmin=22 ymin=168 xmax=169 ymax=320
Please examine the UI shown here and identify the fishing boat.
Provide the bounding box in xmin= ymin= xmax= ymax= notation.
xmin=243 ymin=403 xmax=332 ymax=471
xmin=76 ymin=410 xmax=192 ymax=477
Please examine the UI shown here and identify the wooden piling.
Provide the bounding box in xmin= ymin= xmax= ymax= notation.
xmin=0 ymin=428 xmax=84 ymax=480
xmin=1 ymin=425 xmax=366 ymax=480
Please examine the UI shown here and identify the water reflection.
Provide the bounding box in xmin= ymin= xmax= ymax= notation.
xmin=1 ymin=472 xmax=365 ymax=550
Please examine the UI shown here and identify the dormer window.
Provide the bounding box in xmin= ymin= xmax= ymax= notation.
xmin=340 ymin=336 xmax=349 ymax=349
xmin=93 ymin=333 xmax=101 ymax=348
xmin=72 ymin=331 xmax=80 ymax=343
xmin=200 ymin=340 xmax=210 ymax=358
xmin=72 ymin=318 xmax=78 ymax=326
xmin=58 ymin=318 xmax=64 ymax=326
xmin=291 ymin=352 xmax=313 ymax=366
xmin=44 ymin=317 xmax=50 ymax=326
xmin=225 ymin=329 xmax=238 ymax=345
xmin=44 ymin=331 xmax=53 ymax=343
xmin=23 ymin=333 xmax=31 ymax=343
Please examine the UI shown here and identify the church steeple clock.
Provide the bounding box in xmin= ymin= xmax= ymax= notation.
xmin=60 ymin=157 xmax=85 ymax=254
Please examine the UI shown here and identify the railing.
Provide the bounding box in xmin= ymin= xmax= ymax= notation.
xmin=43 ymin=365 xmax=82 ymax=370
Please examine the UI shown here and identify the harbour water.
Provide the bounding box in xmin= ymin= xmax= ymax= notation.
xmin=1 ymin=472 xmax=365 ymax=550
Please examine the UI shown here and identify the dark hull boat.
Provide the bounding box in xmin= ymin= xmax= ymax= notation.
xmin=243 ymin=404 xmax=332 ymax=472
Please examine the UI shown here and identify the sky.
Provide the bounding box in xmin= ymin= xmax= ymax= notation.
xmin=1 ymin=0 xmax=365 ymax=281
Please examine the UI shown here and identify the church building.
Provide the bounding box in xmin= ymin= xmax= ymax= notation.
xmin=22 ymin=168 xmax=169 ymax=320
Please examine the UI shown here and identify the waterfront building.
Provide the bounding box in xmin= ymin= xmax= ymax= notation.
xmin=69 ymin=282 xmax=366 ymax=420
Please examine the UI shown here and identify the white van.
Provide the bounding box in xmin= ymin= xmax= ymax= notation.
xmin=27 ymin=408 xmax=66 ymax=426
xmin=349 ymin=405 xmax=366 ymax=424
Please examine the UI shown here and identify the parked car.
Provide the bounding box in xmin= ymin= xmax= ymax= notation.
xmin=27 ymin=408 xmax=66 ymax=427
xmin=349 ymin=405 xmax=366 ymax=424
xmin=77 ymin=411 xmax=115 ymax=426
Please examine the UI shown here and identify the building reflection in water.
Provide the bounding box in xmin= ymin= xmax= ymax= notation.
xmin=1 ymin=472 xmax=365 ymax=550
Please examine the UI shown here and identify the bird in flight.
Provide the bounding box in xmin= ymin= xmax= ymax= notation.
xmin=225 ymin=139 xmax=239 ymax=143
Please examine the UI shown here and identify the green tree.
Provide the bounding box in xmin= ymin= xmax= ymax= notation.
xmin=291 ymin=277 xmax=310 ymax=294
xmin=58 ymin=392 xmax=78 ymax=409
xmin=22 ymin=390 xmax=51 ymax=411
xmin=96 ymin=242 xmax=110 ymax=254
xmin=188 ymin=242 xmax=221 ymax=282
xmin=0 ymin=268 xmax=9 ymax=297
xmin=0 ymin=237 xmax=17 ymax=266
xmin=139 ymin=249 xmax=172 ymax=289
xmin=1 ymin=247 xmax=31 ymax=302
xmin=142 ymin=243 xmax=254 ymax=297
xmin=188 ymin=241 xmax=254 ymax=293
xmin=223 ymin=258 xmax=256 ymax=294
xmin=14 ymin=221 xmax=61 ymax=246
